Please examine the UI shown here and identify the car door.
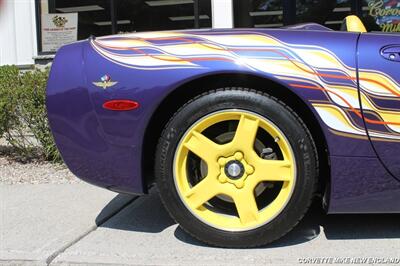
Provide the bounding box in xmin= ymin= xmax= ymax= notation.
xmin=358 ymin=33 xmax=400 ymax=180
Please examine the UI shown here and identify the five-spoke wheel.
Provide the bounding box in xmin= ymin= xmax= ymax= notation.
xmin=174 ymin=111 xmax=296 ymax=230
xmin=156 ymin=89 xmax=317 ymax=247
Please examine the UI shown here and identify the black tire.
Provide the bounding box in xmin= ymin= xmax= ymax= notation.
xmin=155 ymin=88 xmax=318 ymax=248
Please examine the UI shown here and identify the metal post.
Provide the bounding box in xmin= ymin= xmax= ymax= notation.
xmin=48 ymin=0 xmax=56 ymax=13
xmin=110 ymin=0 xmax=117 ymax=34
xmin=194 ymin=0 xmax=200 ymax=28
xmin=283 ymin=0 xmax=296 ymax=26
xmin=35 ymin=0 xmax=43 ymax=53
xmin=233 ymin=0 xmax=252 ymax=27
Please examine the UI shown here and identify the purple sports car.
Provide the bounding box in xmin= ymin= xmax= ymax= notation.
xmin=46 ymin=16 xmax=400 ymax=247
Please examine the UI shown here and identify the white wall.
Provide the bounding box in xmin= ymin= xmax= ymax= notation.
xmin=212 ymin=0 xmax=233 ymax=28
xmin=0 ymin=0 xmax=232 ymax=66
xmin=0 ymin=0 xmax=37 ymax=66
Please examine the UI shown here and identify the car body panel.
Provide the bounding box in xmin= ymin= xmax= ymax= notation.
xmin=47 ymin=28 xmax=400 ymax=212
xmin=329 ymin=155 xmax=400 ymax=213
xmin=47 ymin=41 xmax=143 ymax=194
xmin=358 ymin=33 xmax=400 ymax=181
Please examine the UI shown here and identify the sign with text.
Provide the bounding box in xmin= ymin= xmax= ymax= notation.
xmin=41 ymin=13 xmax=78 ymax=52
xmin=368 ymin=0 xmax=400 ymax=32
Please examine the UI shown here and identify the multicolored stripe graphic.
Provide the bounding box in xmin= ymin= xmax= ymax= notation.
xmin=91 ymin=31 xmax=400 ymax=141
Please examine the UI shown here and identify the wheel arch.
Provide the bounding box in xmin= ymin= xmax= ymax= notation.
xmin=142 ymin=72 xmax=330 ymax=201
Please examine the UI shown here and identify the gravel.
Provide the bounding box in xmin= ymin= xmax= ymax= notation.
xmin=0 ymin=138 xmax=80 ymax=185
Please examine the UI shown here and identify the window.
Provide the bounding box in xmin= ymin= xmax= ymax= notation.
xmin=362 ymin=0 xmax=400 ymax=32
xmin=115 ymin=0 xmax=211 ymax=33
xmin=234 ymin=0 xmax=284 ymax=28
xmin=233 ymin=0 xmax=399 ymax=32
xmin=234 ymin=0 xmax=355 ymax=29
xmin=36 ymin=0 xmax=212 ymax=54
xmin=296 ymin=0 xmax=352 ymax=30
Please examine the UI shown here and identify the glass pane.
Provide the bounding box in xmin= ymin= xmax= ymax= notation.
xmin=234 ymin=0 xmax=284 ymax=28
xmin=199 ymin=0 xmax=212 ymax=28
xmin=116 ymin=0 xmax=212 ymax=33
xmin=52 ymin=0 xmax=112 ymax=40
xmin=38 ymin=0 xmax=211 ymax=52
xmin=296 ymin=0 xmax=352 ymax=30
xmin=362 ymin=0 xmax=400 ymax=33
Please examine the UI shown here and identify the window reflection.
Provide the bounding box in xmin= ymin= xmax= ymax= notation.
xmin=50 ymin=0 xmax=112 ymax=40
xmin=38 ymin=0 xmax=212 ymax=53
xmin=234 ymin=0 xmax=283 ymax=28
xmin=233 ymin=0 xmax=398 ymax=32
xmin=362 ymin=0 xmax=400 ymax=32
xmin=296 ymin=0 xmax=352 ymax=30
xmin=116 ymin=0 xmax=211 ymax=33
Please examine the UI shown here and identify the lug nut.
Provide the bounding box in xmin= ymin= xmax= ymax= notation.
xmin=218 ymin=174 xmax=227 ymax=183
xmin=246 ymin=165 xmax=254 ymax=175
xmin=218 ymin=157 xmax=226 ymax=166
xmin=235 ymin=180 xmax=244 ymax=189
xmin=234 ymin=152 xmax=243 ymax=160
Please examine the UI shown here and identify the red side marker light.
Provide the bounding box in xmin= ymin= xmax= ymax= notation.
xmin=103 ymin=100 xmax=140 ymax=111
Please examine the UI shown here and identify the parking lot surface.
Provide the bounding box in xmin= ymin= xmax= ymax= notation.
xmin=1 ymin=183 xmax=400 ymax=265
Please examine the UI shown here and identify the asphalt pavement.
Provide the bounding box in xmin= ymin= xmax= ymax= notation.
xmin=1 ymin=183 xmax=400 ymax=266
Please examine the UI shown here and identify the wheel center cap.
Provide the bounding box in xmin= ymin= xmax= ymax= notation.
xmin=225 ymin=160 xmax=244 ymax=180
xmin=217 ymin=152 xmax=255 ymax=189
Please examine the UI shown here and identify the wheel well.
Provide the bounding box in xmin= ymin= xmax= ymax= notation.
xmin=142 ymin=73 xmax=330 ymax=197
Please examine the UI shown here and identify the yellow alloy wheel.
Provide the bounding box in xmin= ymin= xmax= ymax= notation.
xmin=173 ymin=110 xmax=296 ymax=231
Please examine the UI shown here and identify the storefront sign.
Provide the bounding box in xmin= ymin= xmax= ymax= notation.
xmin=368 ymin=0 xmax=400 ymax=32
xmin=41 ymin=13 xmax=78 ymax=52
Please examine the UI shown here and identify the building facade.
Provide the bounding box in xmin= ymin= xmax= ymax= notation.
xmin=0 ymin=0 xmax=399 ymax=66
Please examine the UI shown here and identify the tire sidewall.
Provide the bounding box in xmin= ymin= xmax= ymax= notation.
xmin=155 ymin=89 xmax=317 ymax=247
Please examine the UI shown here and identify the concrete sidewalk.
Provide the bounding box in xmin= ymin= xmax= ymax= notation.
xmin=1 ymin=183 xmax=400 ymax=266
xmin=0 ymin=183 xmax=135 ymax=265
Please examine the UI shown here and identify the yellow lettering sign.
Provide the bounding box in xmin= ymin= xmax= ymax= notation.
xmin=368 ymin=0 xmax=400 ymax=32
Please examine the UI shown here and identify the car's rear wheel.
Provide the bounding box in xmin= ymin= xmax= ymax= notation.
xmin=155 ymin=88 xmax=318 ymax=247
